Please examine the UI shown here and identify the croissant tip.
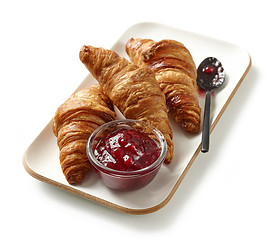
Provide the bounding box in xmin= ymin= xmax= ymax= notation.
xmin=67 ymin=175 xmax=83 ymax=185
xmin=80 ymin=45 xmax=89 ymax=53
xmin=127 ymin=37 xmax=134 ymax=42
xmin=125 ymin=38 xmax=133 ymax=54
xmin=79 ymin=45 xmax=92 ymax=62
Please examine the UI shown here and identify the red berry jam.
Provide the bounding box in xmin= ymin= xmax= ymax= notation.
xmin=197 ymin=57 xmax=225 ymax=91
xmin=93 ymin=129 xmax=161 ymax=172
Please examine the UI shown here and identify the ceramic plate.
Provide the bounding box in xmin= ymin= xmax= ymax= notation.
xmin=23 ymin=22 xmax=251 ymax=215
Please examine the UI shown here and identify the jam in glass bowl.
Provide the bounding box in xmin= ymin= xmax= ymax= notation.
xmin=86 ymin=119 xmax=167 ymax=191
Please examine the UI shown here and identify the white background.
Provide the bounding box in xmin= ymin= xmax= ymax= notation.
xmin=1 ymin=0 xmax=268 ymax=239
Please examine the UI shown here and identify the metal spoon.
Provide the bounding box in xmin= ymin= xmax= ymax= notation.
xmin=196 ymin=57 xmax=225 ymax=153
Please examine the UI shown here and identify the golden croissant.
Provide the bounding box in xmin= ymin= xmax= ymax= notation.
xmin=53 ymin=84 xmax=116 ymax=184
xmin=126 ymin=38 xmax=201 ymax=134
xmin=79 ymin=45 xmax=174 ymax=164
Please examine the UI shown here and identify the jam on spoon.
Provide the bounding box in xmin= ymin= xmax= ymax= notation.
xmin=197 ymin=57 xmax=225 ymax=153
xmin=197 ymin=57 xmax=225 ymax=91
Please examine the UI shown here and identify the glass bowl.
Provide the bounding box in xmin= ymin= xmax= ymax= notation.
xmin=86 ymin=119 xmax=167 ymax=191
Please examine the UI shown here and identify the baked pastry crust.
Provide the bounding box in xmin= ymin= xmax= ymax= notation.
xmin=126 ymin=38 xmax=201 ymax=134
xmin=79 ymin=45 xmax=174 ymax=163
xmin=53 ymin=84 xmax=116 ymax=184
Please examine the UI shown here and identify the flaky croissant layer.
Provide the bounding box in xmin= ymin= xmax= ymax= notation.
xmin=79 ymin=45 xmax=174 ymax=164
xmin=126 ymin=38 xmax=201 ymax=134
xmin=53 ymin=84 xmax=116 ymax=184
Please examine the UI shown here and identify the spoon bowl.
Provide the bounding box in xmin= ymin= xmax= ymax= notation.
xmin=196 ymin=57 xmax=225 ymax=153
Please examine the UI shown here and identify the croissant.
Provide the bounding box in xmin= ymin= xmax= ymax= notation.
xmin=79 ymin=45 xmax=174 ymax=164
xmin=53 ymin=84 xmax=116 ymax=184
xmin=126 ymin=38 xmax=201 ymax=134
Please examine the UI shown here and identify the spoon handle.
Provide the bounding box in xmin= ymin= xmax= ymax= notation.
xmin=201 ymin=90 xmax=211 ymax=153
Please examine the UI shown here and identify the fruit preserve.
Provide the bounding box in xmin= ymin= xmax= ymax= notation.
xmin=196 ymin=57 xmax=225 ymax=91
xmin=93 ymin=129 xmax=161 ymax=172
xmin=87 ymin=119 xmax=167 ymax=191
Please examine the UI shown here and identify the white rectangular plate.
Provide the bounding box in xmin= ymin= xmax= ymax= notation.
xmin=23 ymin=22 xmax=251 ymax=215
